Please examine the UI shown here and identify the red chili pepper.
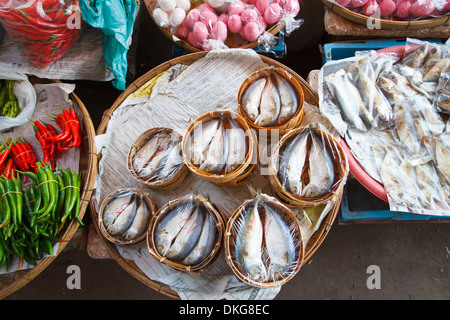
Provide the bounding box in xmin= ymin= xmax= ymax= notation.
xmin=47 ymin=113 xmax=72 ymax=142
xmin=2 ymin=158 xmax=14 ymax=180
xmin=0 ymin=143 xmax=11 ymax=168
xmin=67 ymin=108 xmax=81 ymax=148
xmin=9 ymin=142 xmax=29 ymax=172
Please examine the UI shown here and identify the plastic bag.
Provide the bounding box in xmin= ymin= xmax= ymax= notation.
xmin=0 ymin=0 xmax=82 ymax=68
xmin=0 ymin=67 xmax=36 ymax=132
xmin=128 ymin=127 xmax=185 ymax=187
xmin=329 ymin=0 xmax=450 ymax=20
xmin=79 ymin=0 xmax=137 ymax=90
xmin=226 ymin=192 xmax=303 ymax=287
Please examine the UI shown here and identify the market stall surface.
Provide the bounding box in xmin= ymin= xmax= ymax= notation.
xmin=4 ymin=6 xmax=450 ymax=301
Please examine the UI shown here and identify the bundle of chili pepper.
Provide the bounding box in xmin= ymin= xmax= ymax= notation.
xmin=0 ymin=163 xmax=83 ymax=270
xmin=0 ymin=80 xmax=21 ymax=118
xmin=48 ymin=107 xmax=81 ymax=151
xmin=0 ymin=0 xmax=82 ymax=68
xmin=0 ymin=139 xmax=17 ymax=181
xmin=8 ymin=138 xmax=38 ymax=175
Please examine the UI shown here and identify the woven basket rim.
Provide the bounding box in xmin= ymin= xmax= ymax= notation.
xmin=322 ymin=0 xmax=450 ymax=30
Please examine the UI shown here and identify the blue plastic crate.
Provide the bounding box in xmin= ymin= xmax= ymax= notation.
xmin=321 ymin=39 xmax=443 ymax=64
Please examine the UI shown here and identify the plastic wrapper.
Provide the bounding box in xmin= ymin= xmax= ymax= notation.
xmin=147 ymin=193 xmax=225 ymax=272
xmin=183 ymin=111 xmax=250 ymax=175
xmin=327 ymin=0 xmax=450 ymax=20
xmin=99 ymin=188 xmax=157 ymax=244
xmin=271 ymin=123 xmax=348 ymax=203
xmin=0 ymin=0 xmax=82 ymax=68
xmin=225 ymin=192 xmax=303 ymax=288
xmin=0 ymin=67 xmax=36 ymax=131
xmin=127 ymin=127 xmax=187 ymax=189
xmin=164 ymin=0 xmax=302 ymax=51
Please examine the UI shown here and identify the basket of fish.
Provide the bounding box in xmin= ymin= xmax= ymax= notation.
xmin=182 ymin=109 xmax=258 ymax=186
xmin=224 ymin=193 xmax=304 ymax=288
xmin=147 ymin=193 xmax=226 ymax=273
xmin=98 ymin=188 xmax=158 ymax=245
xmin=238 ymin=66 xmax=305 ymax=137
xmin=268 ymin=124 xmax=349 ymax=206
xmin=127 ymin=127 xmax=189 ymax=189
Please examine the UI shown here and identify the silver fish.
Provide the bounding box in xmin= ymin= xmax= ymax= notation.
xmin=235 ymin=199 xmax=267 ymax=281
xmin=122 ymin=196 xmax=150 ymax=240
xmin=133 ymin=130 xmax=169 ymax=171
xmin=199 ymin=118 xmax=228 ymax=173
xmin=159 ymin=138 xmax=183 ymax=180
xmin=224 ymin=119 xmax=247 ymax=174
xmin=263 ymin=203 xmax=296 ymax=281
xmin=102 ymin=191 xmax=135 ymax=229
xmin=301 ymin=133 xmax=335 ymax=198
xmin=242 ymin=77 xmax=266 ymax=122
xmin=187 ymin=119 xmax=220 ymax=166
xmin=393 ymin=104 xmax=422 ymax=155
xmin=155 ymin=200 xmax=197 ymax=256
xmin=138 ymin=134 xmax=172 ymax=179
xmin=182 ymin=212 xmax=216 ymax=266
xmin=274 ymin=73 xmax=298 ymax=125
xmin=254 ymin=76 xmax=281 ymax=127
xmin=281 ymin=132 xmax=309 ymax=197
xmin=107 ymin=194 xmax=137 ymax=236
xmin=325 ymin=72 xmax=367 ymax=132
xmin=165 ymin=205 xmax=204 ymax=261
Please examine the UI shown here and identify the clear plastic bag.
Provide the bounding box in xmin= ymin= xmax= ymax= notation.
xmin=0 ymin=67 xmax=36 ymax=131
xmin=226 ymin=192 xmax=303 ymax=287
xmin=0 ymin=0 xmax=82 ymax=68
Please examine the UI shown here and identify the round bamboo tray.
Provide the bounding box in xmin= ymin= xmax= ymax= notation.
xmin=268 ymin=126 xmax=349 ymax=207
xmin=147 ymin=193 xmax=226 ymax=274
xmin=182 ymin=109 xmax=256 ymax=186
xmin=237 ymin=66 xmax=305 ymax=137
xmin=225 ymin=193 xmax=304 ymax=288
xmin=98 ymin=188 xmax=158 ymax=245
xmin=143 ymin=0 xmax=288 ymax=52
xmin=127 ymin=127 xmax=189 ymax=189
xmin=0 ymin=77 xmax=97 ymax=299
xmin=322 ymin=0 xmax=450 ymax=30
xmin=91 ymin=51 xmax=342 ymax=299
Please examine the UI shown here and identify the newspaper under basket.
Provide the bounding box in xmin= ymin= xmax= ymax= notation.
xmin=224 ymin=193 xmax=304 ymax=288
xmin=268 ymin=125 xmax=349 ymax=207
xmin=127 ymin=127 xmax=189 ymax=190
xmin=146 ymin=193 xmax=226 ymax=274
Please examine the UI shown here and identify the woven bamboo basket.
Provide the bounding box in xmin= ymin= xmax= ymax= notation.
xmin=182 ymin=109 xmax=257 ymax=186
xmin=146 ymin=193 xmax=226 ymax=273
xmin=127 ymin=127 xmax=189 ymax=189
xmin=268 ymin=126 xmax=349 ymax=207
xmin=322 ymin=0 xmax=450 ymax=30
xmin=0 ymin=77 xmax=97 ymax=299
xmin=91 ymin=51 xmax=342 ymax=299
xmin=237 ymin=66 xmax=305 ymax=137
xmin=224 ymin=194 xmax=304 ymax=288
xmin=98 ymin=188 xmax=158 ymax=245
xmin=143 ymin=0 xmax=288 ymax=52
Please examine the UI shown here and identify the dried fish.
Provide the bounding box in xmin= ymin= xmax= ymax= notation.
xmin=182 ymin=212 xmax=216 ymax=266
xmin=106 ymin=195 xmax=137 ymax=237
xmin=199 ymin=118 xmax=228 ymax=173
xmin=393 ymin=104 xmax=422 ymax=155
xmin=224 ymin=119 xmax=248 ymax=174
xmin=254 ymin=76 xmax=281 ymax=127
xmin=241 ymin=77 xmax=266 ymax=122
xmin=122 ymin=196 xmax=150 ymax=241
xmin=187 ymin=118 xmax=220 ymax=166
xmin=274 ymin=73 xmax=298 ymax=125
xmin=435 ymin=134 xmax=450 ymax=185
xmin=280 ymin=132 xmax=309 ymax=196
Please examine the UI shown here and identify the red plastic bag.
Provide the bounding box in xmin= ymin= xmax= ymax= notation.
xmin=0 ymin=0 xmax=82 ymax=68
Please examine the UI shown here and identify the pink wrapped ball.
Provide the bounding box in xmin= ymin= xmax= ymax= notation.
xmin=176 ymin=19 xmax=190 ymax=38
xmin=362 ymin=0 xmax=379 ymax=16
xmin=241 ymin=7 xmax=259 ymax=23
xmin=378 ymin=0 xmax=396 ymax=16
xmin=188 ymin=31 xmax=202 ymax=48
xmin=243 ymin=21 xmax=261 ymax=42
xmin=264 ymin=3 xmax=282 ymax=24
xmin=257 ymin=15 xmax=267 ymax=30
xmin=255 ymin=0 xmax=270 ymax=15
xmin=186 ymin=8 xmax=201 ymax=28
xmin=283 ymin=0 xmax=300 ymax=15
xmin=395 ymin=0 xmax=411 ymax=18
xmin=193 ymin=21 xmax=209 ymax=42
xmin=211 ymin=20 xmax=228 ymax=41
xmin=218 ymin=13 xmax=229 ymax=24
xmin=228 ymin=14 xmax=243 ymax=33
xmin=200 ymin=10 xmax=218 ymax=28
xmin=410 ymin=0 xmax=435 ymax=16
xmin=228 ymin=0 xmax=245 ymax=15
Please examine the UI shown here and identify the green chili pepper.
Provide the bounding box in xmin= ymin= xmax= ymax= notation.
xmin=12 ymin=177 xmax=23 ymax=225
xmin=0 ymin=181 xmax=11 ymax=229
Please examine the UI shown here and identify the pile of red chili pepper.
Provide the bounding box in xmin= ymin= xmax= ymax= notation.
xmin=0 ymin=0 xmax=82 ymax=68
xmin=0 ymin=137 xmax=38 ymax=180
xmin=0 ymin=162 xmax=83 ymax=269
xmin=32 ymin=107 xmax=81 ymax=169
